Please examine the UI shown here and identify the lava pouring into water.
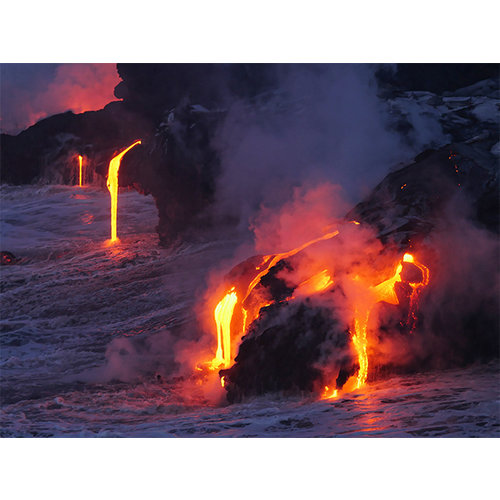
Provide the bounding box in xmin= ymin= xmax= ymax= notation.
xmin=211 ymin=288 xmax=238 ymax=369
xmin=343 ymin=252 xmax=430 ymax=392
xmin=78 ymin=155 xmax=83 ymax=187
xmin=206 ymin=229 xmax=341 ymax=374
xmin=106 ymin=140 xmax=141 ymax=243
xmin=203 ymin=220 xmax=430 ymax=399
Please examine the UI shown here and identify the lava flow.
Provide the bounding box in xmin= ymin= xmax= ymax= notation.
xmin=335 ymin=252 xmax=430 ymax=395
xmin=347 ymin=255 xmax=408 ymax=391
xmin=242 ymin=229 xmax=339 ymax=304
xmin=207 ymin=229 xmax=340 ymax=372
xmin=106 ymin=140 xmax=141 ymax=242
xmin=211 ymin=287 xmax=238 ymax=369
xmin=203 ymin=215 xmax=430 ymax=397
xmin=78 ymin=155 xmax=83 ymax=187
xmin=403 ymin=253 xmax=430 ymax=333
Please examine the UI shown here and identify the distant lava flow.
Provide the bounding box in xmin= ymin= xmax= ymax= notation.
xmin=201 ymin=220 xmax=430 ymax=396
xmin=106 ymin=140 xmax=141 ymax=242
xmin=78 ymin=155 xmax=83 ymax=187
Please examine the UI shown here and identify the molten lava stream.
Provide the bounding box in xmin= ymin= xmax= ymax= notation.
xmin=207 ymin=231 xmax=341 ymax=385
xmin=352 ymin=309 xmax=370 ymax=388
xmin=78 ymin=155 xmax=83 ymax=187
xmin=211 ymin=288 xmax=238 ymax=369
xmin=344 ymin=258 xmax=404 ymax=392
xmin=322 ymin=386 xmax=338 ymax=399
xmin=342 ymin=252 xmax=429 ymax=394
xmin=106 ymin=140 xmax=141 ymax=243
xmin=295 ymin=269 xmax=334 ymax=298
xmin=403 ymin=254 xmax=430 ymax=333
xmin=242 ymin=229 xmax=340 ymax=304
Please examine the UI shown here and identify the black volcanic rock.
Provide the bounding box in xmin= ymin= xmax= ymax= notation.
xmin=115 ymin=64 xmax=280 ymax=121
xmin=220 ymin=302 xmax=355 ymax=403
xmin=0 ymin=102 xmax=152 ymax=185
xmin=376 ymin=63 xmax=499 ymax=94
xmin=219 ymin=138 xmax=499 ymax=402
xmin=346 ymin=142 xmax=499 ymax=245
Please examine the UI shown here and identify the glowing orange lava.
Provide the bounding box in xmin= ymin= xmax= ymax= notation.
xmin=295 ymin=269 xmax=334 ymax=297
xmin=106 ymin=140 xmax=141 ymax=242
xmin=211 ymin=287 xmax=238 ymax=369
xmin=207 ymin=230 xmax=340 ymax=373
xmin=204 ymin=224 xmax=429 ymax=400
xmin=242 ymin=229 xmax=339 ymax=304
xmin=404 ymin=253 xmax=430 ymax=333
xmin=321 ymin=386 xmax=338 ymax=399
xmin=346 ymin=252 xmax=429 ymax=390
xmin=78 ymin=155 xmax=83 ymax=187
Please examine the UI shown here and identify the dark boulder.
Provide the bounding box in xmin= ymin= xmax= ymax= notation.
xmin=346 ymin=143 xmax=499 ymax=244
xmin=220 ymin=302 xmax=355 ymax=403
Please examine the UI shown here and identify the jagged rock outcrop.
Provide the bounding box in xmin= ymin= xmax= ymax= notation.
xmin=346 ymin=143 xmax=499 ymax=245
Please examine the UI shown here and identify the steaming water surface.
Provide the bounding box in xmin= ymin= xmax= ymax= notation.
xmin=1 ymin=185 xmax=499 ymax=437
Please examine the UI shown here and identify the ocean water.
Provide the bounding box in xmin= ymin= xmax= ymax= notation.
xmin=1 ymin=185 xmax=499 ymax=437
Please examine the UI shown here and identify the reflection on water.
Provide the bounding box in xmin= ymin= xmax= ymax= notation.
xmin=80 ymin=212 xmax=94 ymax=225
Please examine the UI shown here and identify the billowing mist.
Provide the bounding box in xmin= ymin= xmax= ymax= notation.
xmin=0 ymin=63 xmax=121 ymax=134
xmin=211 ymin=64 xmax=446 ymax=236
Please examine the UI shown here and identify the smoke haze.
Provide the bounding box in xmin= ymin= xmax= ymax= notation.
xmin=0 ymin=63 xmax=121 ymax=134
xmin=211 ymin=64 xmax=446 ymax=239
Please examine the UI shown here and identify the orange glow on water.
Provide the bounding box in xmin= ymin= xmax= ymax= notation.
xmin=106 ymin=140 xmax=141 ymax=242
xmin=321 ymin=386 xmax=338 ymax=399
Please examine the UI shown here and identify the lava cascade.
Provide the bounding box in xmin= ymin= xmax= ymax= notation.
xmin=207 ymin=229 xmax=340 ymax=372
xmin=78 ymin=155 xmax=83 ymax=187
xmin=106 ymin=140 xmax=141 ymax=242
xmin=204 ymin=222 xmax=430 ymax=397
